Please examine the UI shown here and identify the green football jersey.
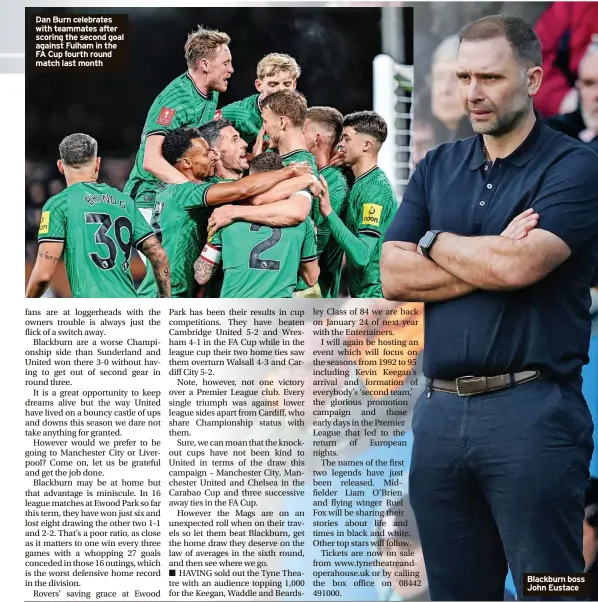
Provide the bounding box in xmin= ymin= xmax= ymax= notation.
xmin=219 ymin=94 xmax=263 ymax=149
xmin=124 ymin=72 xmax=219 ymax=218
xmin=137 ymin=180 xmax=214 ymax=298
xmin=37 ymin=182 xmax=153 ymax=298
xmin=211 ymin=218 xmax=317 ymax=298
xmin=280 ymin=149 xmax=318 ymax=176
xmin=345 ymin=166 xmax=398 ymax=298
xmin=202 ymin=174 xmax=237 ymax=298
xmin=280 ymin=148 xmax=318 ymax=223
xmin=279 ymin=150 xmax=319 ymax=292
xmin=317 ymin=165 xmax=351 ymax=298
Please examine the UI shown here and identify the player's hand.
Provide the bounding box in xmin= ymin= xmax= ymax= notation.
xmin=286 ymin=162 xmax=313 ymax=178
xmin=329 ymin=148 xmax=346 ymax=167
xmin=208 ymin=205 xmax=239 ymax=235
xmin=317 ymin=174 xmax=332 ymax=217
xmin=500 ymin=208 xmax=539 ymax=240
xmin=307 ymin=175 xmax=324 ymax=197
xmin=253 ymin=126 xmax=267 ymax=156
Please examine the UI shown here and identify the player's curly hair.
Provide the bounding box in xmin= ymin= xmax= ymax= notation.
xmin=343 ymin=111 xmax=388 ymax=146
xmin=256 ymin=53 xmax=301 ymax=81
xmin=162 ymin=127 xmax=203 ymax=165
xmin=306 ymin=106 xmax=344 ymax=148
xmin=185 ymin=25 xmax=231 ymax=69
xmin=261 ymin=90 xmax=308 ymax=128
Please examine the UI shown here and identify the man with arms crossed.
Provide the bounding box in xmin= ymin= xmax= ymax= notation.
xmin=196 ymin=153 xmax=319 ymax=298
xmin=317 ymin=111 xmax=397 ymax=298
xmin=137 ymin=127 xmax=311 ymax=298
xmin=218 ymin=53 xmax=301 ymax=152
xmin=27 ymin=133 xmax=170 ymax=298
xmin=381 ymin=16 xmax=598 ymax=601
xmin=124 ymin=25 xmax=234 ymax=223
xmin=303 ymin=106 xmax=352 ymax=298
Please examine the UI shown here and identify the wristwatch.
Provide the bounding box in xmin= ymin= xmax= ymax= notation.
xmin=419 ymin=230 xmax=442 ymax=260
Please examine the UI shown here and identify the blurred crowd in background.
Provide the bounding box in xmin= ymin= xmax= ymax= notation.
xmin=413 ymin=1 xmax=598 ymax=163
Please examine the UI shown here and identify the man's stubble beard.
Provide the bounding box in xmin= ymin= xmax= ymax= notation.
xmin=470 ymin=104 xmax=528 ymax=137
xmin=469 ymin=89 xmax=530 ymax=137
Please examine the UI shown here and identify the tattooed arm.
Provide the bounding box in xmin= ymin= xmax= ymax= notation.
xmin=26 ymin=242 xmax=64 ymax=298
xmin=194 ymin=243 xmax=221 ymax=286
xmin=139 ymin=235 xmax=171 ymax=298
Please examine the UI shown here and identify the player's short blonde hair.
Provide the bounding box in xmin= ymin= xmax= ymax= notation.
xmin=256 ymin=53 xmax=301 ymax=81
xmin=261 ymin=90 xmax=308 ymax=128
xmin=185 ymin=25 xmax=231 ymax=68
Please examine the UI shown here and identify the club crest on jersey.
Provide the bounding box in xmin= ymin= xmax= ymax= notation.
xmin=157 ymin=107 xmax=176 ymax=126
xmin=362 ymin=203 xmax=382 ymax=227
xmin=39 ymin=211 xmax=50 ymax=235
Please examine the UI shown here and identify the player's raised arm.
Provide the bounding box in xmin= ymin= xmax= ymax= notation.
xmin=204 ymin=162 xmax=311 ymax=206
xmin=26 ymin=241 xmax=64 ymax=298
xmin=143 ymin=135 xmax=189 ymax=185
xmin=209 ymin=191 xmax=312 ymax=234
xmin=207 ymin=153 xmax=316 ymax=233
xmin=249 ymin=173 xmax=316 ymax=206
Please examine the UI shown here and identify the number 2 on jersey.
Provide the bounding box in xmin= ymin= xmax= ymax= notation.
xmin=248 ymin=224 xmax=281 ymax=271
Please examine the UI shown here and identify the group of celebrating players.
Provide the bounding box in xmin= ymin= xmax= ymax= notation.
xmin=26 ymin=25 xmax=398 ymax=299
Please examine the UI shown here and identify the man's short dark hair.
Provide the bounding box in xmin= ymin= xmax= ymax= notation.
xmin=161 ymin=128 xmax=203 ymax=165
xmin=261 ymin=90 xmax=308 ymax=128
xmin=198 ymin=119 xmax=233 ymax=148
xmin=249 ymin=152 xmax=284 ymax=174
xmin=459 ymin=15 xmax=542 ymax=68
xmin=307 ymin=106 xmax=344 ymax=148
xmin=343 ymin=111 xmax=388 ymax=145
xmin=59 ymin=133 xmax=98 ymax=167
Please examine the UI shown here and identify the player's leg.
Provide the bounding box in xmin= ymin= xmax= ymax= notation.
xmin=473 ymin=379 xmax=593 ymax=601
xmin=409 ymin=389 xmax=509 ymax=600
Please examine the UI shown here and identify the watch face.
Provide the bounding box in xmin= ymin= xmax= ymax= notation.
xmin=421 ymin=231 xmax=434 ymax=249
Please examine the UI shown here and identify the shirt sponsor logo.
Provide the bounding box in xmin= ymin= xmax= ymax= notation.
xmin=157 ymin=107 xmax=176 ymax=126
xmin=362 ymin=203 xmax=382 ymax=227
xmin=39 ymin=211 xmax=50 ymax=235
